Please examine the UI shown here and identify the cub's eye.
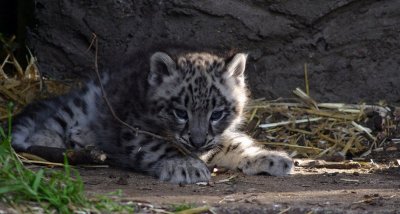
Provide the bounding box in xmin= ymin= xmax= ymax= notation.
xmin=210 ymin=110 xmax=224 ymax=121
xmin=173 ymin=109 xmax=188 ymax=120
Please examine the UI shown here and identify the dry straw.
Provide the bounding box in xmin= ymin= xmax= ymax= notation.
xmin=246 ymin=88 xmax=397 ymax=160
xmin=0 ymin=36 xmax=74 ymax=118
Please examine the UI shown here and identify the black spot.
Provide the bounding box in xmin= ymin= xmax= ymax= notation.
xmin=150 ymin=143 xmax=162 ymax=152
xmin=184 ymin=95 xmax=190 ymax=107
xmin=205 ymin=145 xmax=222 ymax=164
xmin=61 ymin=106 xmax=74 ymax=118
xmin=134 ymin=151 xmax=145 ymax=165
xmin=269 ymin=161 xmax=274 ymax=167
xmin=146 ymin=161 xmax=156 ymax=169
xmin=73 ymin=97 xmax=81 ymax=107
xmin=178 ymin=88 xmax=185 ymax=97
xmin=165 ymin=147 xmax=175 ymax=154
xmin=211 ymin=61 xmax=217 ymax=69
xmin=231 ymin=143 xmax=239 ymax=151
xmin=73 ymin=98 xmax=88 ymax=115
xmin=245 ymin=160 xmax=250 ymax=168
xmin=121 ymin=131 xmax=135 ymax=141
xmin=284 ymin=163 xmax=289 ymax=169
xmin=188 ymin=84 xmax=194 ymax=97
xmin=80 ymin=85 xmax=89 ymax=94
xmin=225 ymin=144 xmax=233 ymax=154
xmin=211 ymin=97 xmax=216 ymax=108
xmin=53 ymin=116 xmax=67 ymax=130
xmin=170 ymin=96 xmax=180 ymax=104
xmin=195 ymin=171 xmax=200 ymax=177
xmin=81 ymin=100 xmax=88 ymax=114
xmin=181 ymin=169 xmax=186 ymax=177
xmin=208 ymin=123 xmax=215 ymax=136
xmin=158 ymin=153 xmax=167 ymax=161
xmin=68 ymin=139 xmax=76 ymax=148
xmin=231 ymin=106 xmax=239 ymax=114
xmin=125 ymin=145 xmax=136 ymax=154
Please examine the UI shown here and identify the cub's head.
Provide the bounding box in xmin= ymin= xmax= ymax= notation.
xmin=147 ymin=51 xmax=248 ymax=152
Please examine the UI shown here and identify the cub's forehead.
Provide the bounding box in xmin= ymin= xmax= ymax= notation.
xmin=177 ymin=52 xmax=226 ymax=73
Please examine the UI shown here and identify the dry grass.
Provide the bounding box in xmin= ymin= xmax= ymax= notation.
xmin=0 ymin=36 xmax=74 ymax=119
xmin=245 ymin=88 xmax=399 ymax=160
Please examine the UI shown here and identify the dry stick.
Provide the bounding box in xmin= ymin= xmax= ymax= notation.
xmin=0 ymin=54 xmax=10 ymax=78
xmin=89 ymin=33 xmax=192 ymax=157
xmin=304 ymin=63 xmax=309 ymax=96
xmin=27 ymin=47 xmax=45 ymax=92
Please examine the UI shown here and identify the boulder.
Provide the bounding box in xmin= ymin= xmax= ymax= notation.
xmin=28 ymin=0 xmax=400 ymax=102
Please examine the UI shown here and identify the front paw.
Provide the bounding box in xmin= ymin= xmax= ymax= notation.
xmin=156 ymin=157 xmax=211 ymax=184
xmin=239 ymin=151 xmax=293 ymax=176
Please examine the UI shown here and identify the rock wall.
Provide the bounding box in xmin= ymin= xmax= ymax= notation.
xmin=28 ymin=0 xmax=400 ymax=103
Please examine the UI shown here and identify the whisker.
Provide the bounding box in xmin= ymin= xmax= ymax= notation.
xmin=178 ymin=137 xmax=193 ymax=148
xmin=202 ymin=139 xmax=216 ymax=150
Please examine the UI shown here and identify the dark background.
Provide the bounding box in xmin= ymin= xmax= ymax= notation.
xmin=2 ymin=0 xmax=400 ymax=103
xmin=0 ymin=0 xmax=34 ymax=66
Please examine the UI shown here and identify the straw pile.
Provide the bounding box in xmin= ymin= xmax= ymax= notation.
xmin=246 ymin=88 xmax=400 ymax=160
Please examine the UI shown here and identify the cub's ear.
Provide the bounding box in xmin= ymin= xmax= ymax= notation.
xmin=148 ymin=52 xmax=177 ymax=86
xmin=225 ymin=53 xmax=247 ymax=78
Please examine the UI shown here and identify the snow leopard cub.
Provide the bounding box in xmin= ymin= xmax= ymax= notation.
xmin=12 ymin=50 xmax=293 ymax=184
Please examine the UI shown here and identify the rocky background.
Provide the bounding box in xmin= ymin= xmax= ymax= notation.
xmin=27 ymin=0 xmax=400 ymax=103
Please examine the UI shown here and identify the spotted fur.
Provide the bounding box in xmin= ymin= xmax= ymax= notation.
xmin=12 ymin=50 xmax=293 ymax=183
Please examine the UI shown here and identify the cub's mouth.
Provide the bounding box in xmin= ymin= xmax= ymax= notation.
xmin=175 ymin=136 xmax=218 ymax=154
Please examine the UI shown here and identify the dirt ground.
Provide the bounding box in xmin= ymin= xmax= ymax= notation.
xmin=79 ymin=161 xmax=400 ymax=213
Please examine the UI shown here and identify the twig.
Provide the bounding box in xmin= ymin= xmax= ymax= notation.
xmin=262 ymin=142 xmax=323 ymax=151
xmin=89 ymin=33 xmax=192 ymax=157
xmin=175 ymin=206 xmax=210 ymax=214
xmin=351 ymin=121 xmax=376 ymax=141
xmin=304 ymin=63 xmax=309 ymax=96
xmin=0 ymin=54 xmax=10 ymax=78
xmin=26 ymin=46 xmax=45 ymax=92
xmin=259 ymin=117 xmax=323 ymax=128
xmin=21 ymin=145 xmax=107 ymax=165
xmin=293 ymin=88 xmax=318 ymax=109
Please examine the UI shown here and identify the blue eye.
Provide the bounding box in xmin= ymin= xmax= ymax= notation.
xmin=210 ymin=110 xmax=224 ymax=121
xmin=174 ymin=109 xmax=188 ymax=120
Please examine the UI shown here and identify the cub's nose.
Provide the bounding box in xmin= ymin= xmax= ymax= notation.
xmin=189 ymin=137 xmax=206 ymax=149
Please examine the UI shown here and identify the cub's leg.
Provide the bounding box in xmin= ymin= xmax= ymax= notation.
xmin=11 ymin=82 xmax=101 ymax=151
xmin=103 ymin=130 xmax=211 ymax=184
xmin=202 ymin=131 xmax=293 ymax=176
